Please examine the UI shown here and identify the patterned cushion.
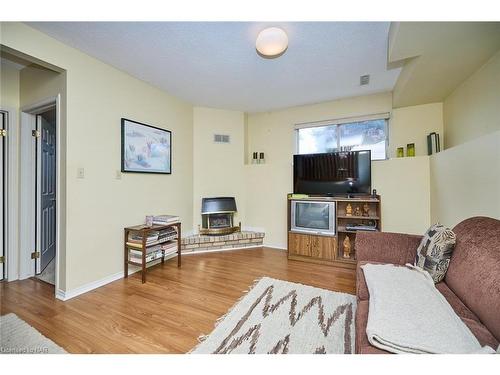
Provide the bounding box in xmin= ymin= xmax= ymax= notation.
xmin=415 ymin=223 xmax=456 ymax=283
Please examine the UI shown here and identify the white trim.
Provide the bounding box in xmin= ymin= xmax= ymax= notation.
xmin=263 ymin=244 xmax=287 ymax=250
xmin=54 ymin=95 xmax=62 ymax=292
xmin=19 ymin=111 xmax=36 ymax=280
xmin=56 ymin=271 xmax=124 ymax=301
xmin=35 ymin=114 xmax=42 ymax=274
xmin=0 ymin=107 xmax=19 ymax=281
xmin=55 ymin=252 xmax=178 ymax=301
xmin=294 ymin=112 xmax=391 ymax=130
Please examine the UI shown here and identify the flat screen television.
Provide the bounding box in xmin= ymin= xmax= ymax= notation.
xmin=293 ymin=150 xmax=371 ymax=196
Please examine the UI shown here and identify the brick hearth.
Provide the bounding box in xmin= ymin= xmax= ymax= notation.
xmin=181 ymin=231 xmax=265 ymax=253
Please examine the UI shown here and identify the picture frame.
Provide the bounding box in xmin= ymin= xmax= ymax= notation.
xmin=121 ymin=118 xmax=172 ymax=174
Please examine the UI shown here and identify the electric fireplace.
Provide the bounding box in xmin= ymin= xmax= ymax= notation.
xmin=200 ymin=197 xmax=241 ymax=235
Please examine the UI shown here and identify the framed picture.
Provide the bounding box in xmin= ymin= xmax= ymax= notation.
xmin=121 ymin=118 xmax=172 ymax=174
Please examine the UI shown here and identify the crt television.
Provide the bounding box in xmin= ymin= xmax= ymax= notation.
xmin=290 ymin=200 xmax=336 ymax=236
xmin=293 ymin=150 xmax=371 ymax=196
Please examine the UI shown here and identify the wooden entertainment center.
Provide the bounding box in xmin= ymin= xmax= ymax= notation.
xmin=287 ymin=195 xmax=381 ymax=269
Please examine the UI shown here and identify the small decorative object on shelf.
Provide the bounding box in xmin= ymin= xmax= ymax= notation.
xmin=343 ymin=236 xmax=351 ymax=259
xmin=354 ymin=206 xmax=362 ymax=216
xmin=145 ymin=215 xmax=154 ymax=227
xmin=407 ymin=143 xmax=415 ymax=157
xmin=252 ymin=152 xmax=258 ymax=164
xmin=259 ymin=152 xmax=265 ymax=164
xmin=372 ymin=189 xmax=377 ymax=197
xmin=362 ymin=203 xmax=370 ymax=217
xmin=427 ymin=132 xmax=441 ymax=155
xmin=397 ymin=147 xmax=404 ymax=157
xmin=345 ymin=203 xmax=353 ymax=216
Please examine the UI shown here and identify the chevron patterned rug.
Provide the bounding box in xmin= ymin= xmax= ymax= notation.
xmin=0 ymin=313 xmax=66 ymax=354
xmin=190 ymin=277 xmax=356 ymax=354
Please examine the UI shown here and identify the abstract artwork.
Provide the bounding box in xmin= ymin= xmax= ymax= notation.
xmin=121 ymin=118 xmax=171 ymax=174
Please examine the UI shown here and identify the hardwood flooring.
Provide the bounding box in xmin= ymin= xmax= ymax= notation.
xmin=0 ymin=247 xmax=356 ymax=353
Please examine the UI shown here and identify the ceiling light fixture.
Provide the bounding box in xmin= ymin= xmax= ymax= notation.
xmin=255 ymin=27 xmax=288 ymax=59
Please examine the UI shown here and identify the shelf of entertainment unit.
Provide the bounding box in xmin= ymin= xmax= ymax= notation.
xmin=337 ymin=228 xmax=380 ymax=234
xmin=337 ymin=215 xmax=380 ymax=220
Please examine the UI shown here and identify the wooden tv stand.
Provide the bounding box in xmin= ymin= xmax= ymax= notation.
xmin=287 ymin=195 xmax=381 ymax=269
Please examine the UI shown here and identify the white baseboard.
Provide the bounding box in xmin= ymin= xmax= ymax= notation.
xmin=55 ymin=253 xmax=178 ymax=301
xmin=263 ymin=243 xmax=287 ymax=250
xmin=56 ymin=271 xmax=123 ymax=301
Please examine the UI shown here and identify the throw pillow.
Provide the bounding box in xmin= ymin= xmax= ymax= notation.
xmin=415 ymin=223 xmax=456 ymax=283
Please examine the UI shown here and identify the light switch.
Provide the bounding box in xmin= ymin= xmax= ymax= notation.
xmin=115 ymin=170 xmax=122 ymax=180
xmin=77 ymin=167 xmax=85 ymax=179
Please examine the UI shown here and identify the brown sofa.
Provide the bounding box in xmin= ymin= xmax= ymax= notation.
xmin=354 ymin=216 xmax=500 ymax=354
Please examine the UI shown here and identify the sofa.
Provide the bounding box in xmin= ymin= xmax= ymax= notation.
xmin=354 ymin=216 xmax=500 ymax=354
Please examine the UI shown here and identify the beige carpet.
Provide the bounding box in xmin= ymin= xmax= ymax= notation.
xmin=0 ymin=313 xmax=66 ymax=354
xmin=191 ymin=277 xmax=356 ymax=354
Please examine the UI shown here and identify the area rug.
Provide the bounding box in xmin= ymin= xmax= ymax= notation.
xmin=0 ymin=313 xmax=66 ymax=354
xmin=190 ymin=277 xmax=356 ymax=354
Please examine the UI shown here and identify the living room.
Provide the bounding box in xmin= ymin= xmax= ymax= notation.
xmin=1 ymin=0 xmax=499 ymax=371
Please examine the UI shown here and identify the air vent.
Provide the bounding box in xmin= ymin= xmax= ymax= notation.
xmin=214 ymin=134 xmax=230 ymax=144
xmin=360 ymin=74 xmax=370 ymax=86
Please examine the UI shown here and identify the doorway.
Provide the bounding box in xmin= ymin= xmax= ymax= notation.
xmin=0 ymin=111 xmax=6 ymax=281
xmin=20 ymin=99 xmax=59 ymax=287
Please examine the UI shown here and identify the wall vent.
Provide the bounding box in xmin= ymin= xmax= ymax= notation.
xmin=360 ymin=74 xmax=370 ymax=86
xmin=214 ymin=134 xmax=230 ymax=143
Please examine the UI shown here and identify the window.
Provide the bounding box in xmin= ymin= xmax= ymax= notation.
xmin=296 ymin=118 xmax=388 ymax=160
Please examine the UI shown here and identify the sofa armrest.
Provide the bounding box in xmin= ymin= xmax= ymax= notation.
xmin=355 ymin=231 xmax=422 ymax=265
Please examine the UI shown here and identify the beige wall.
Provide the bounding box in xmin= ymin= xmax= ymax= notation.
xmin=430 ymin=131 xmax=500 ymax=227
xmin=246 ymin=92 xmax=432 ymax=248
xmin=193 ymin=107 xmax=246 ymax=230
xmin=430 ymin=49 xmax=500 ymax=227
xmin=2 ymin=22 xmax=194 ymax=292
xmin=372 ymin=157 xmax=430 ymax=234
xmin=443 ymin=50 xmax=500 ymax=149
xmin=1 ymin=63 xmax=20 ymax=109
xmin=389 ymin=103 xmax=443 ymax=158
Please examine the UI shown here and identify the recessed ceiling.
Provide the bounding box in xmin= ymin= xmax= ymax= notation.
xmin=27 ymin=22 xmax=401 ymax=112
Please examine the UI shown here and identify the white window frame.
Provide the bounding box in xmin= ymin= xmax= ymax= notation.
xmin=294 ymin=112 xmax=391 ymax=160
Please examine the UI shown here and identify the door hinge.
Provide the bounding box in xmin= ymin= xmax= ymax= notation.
xmin=0 ymin=129 xmax=6 ymax=137
xmin=31 ymin=251 xmax=40 ymax=259
xmin=32 ymin=130 xmax=41 ymax=138
xmin=0 ymin=256 xmax=5 ymax=263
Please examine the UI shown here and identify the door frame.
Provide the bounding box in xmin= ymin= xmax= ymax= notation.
xmin=0 ymin=107 xmax=19 ymax=282
xmin=19 ymin=95 xmax=61 ymax=293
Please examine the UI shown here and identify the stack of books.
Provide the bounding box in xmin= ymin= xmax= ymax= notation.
xmin=127 ymin=231 xmax=159 ymax=248
xmin=129 ymin=242 xmax=178 ymax=264
xmin=158 ymin=227 xmax=178 ymax=242
xmin=153 ymin=214 xmax=180 ymax=225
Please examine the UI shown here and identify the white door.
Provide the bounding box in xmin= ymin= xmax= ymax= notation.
xmin=0 ymin=111 xmax=6 ymax=280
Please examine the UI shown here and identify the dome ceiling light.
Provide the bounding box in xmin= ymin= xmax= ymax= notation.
xmin=255 ymin=27 xmax=288 ymax=59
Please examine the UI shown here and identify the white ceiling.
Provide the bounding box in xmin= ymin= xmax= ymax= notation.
xmin=28 ymin=22 xmax=401 ymax=112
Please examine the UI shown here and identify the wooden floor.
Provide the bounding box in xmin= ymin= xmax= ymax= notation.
xmin=0 ymin=247 xmax=356 ymax=353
